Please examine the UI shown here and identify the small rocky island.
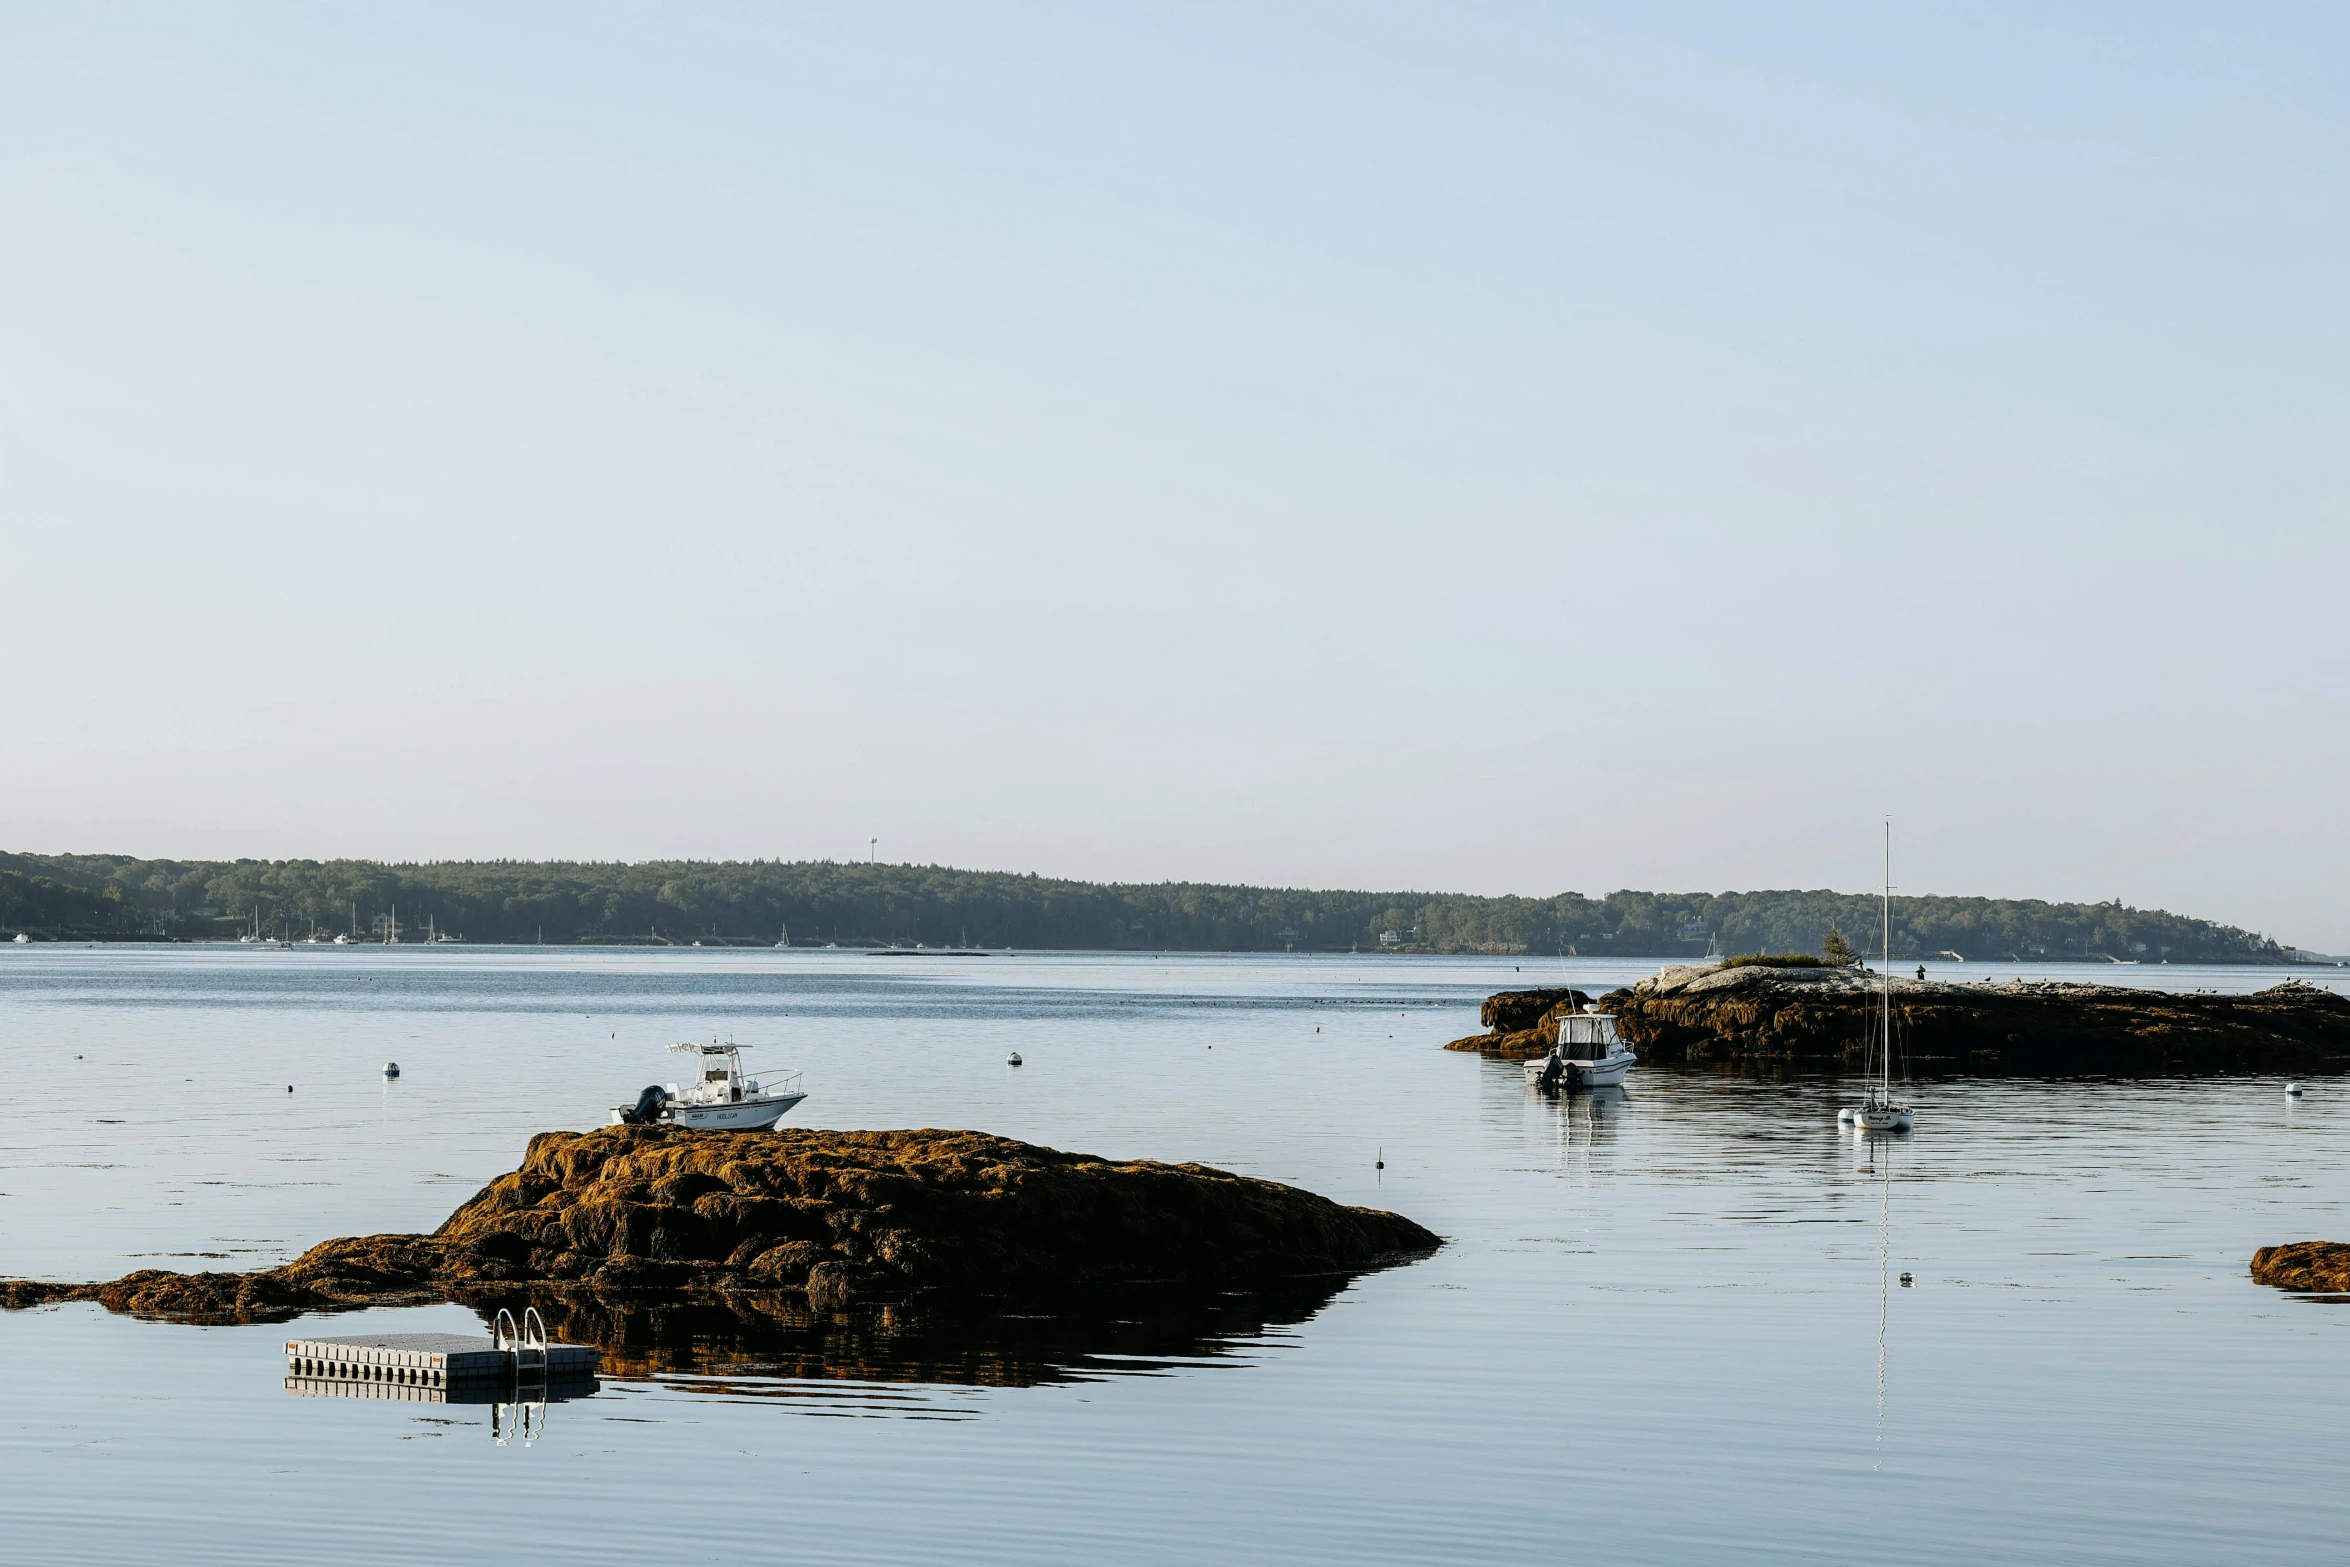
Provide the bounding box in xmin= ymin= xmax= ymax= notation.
xmin=2251 ymin=1242 xmax=2350 ymax=1293
xmin=1 ymin=1125 xmax=1439 ymax=1324
xmin=1450 ymin=965 xmax=2350 ymax=1074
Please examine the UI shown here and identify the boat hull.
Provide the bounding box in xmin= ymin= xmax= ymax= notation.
xmin=1570 ymin=1056 xmax=1633 ymax=1089
xmin=1523 ymin=1053 xmax=1636 ymax=1091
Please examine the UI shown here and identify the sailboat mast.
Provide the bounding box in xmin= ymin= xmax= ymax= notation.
xmin=1880 ymin=821 xmax=1893 ymax=1097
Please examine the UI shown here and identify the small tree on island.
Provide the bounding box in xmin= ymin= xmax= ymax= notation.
xmin=1820 ymin=927 xmax=1856 ymax=966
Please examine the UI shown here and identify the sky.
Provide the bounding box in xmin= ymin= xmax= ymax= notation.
xmin=1 ymin=4 xmax=2345 ymax=946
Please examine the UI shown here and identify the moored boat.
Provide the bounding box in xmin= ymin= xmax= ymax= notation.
xmin=1525 ymin=1006 xmax=1637 ymax=1092
xmin=611 ymin=1041 xmax=807 ymax=1130
xmin=1847 ymin=822 xmax=1916 ymax=1132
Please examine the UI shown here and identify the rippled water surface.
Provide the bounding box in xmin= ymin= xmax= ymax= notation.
xmin=3 ymin=947 xmax=2346 ymax=1565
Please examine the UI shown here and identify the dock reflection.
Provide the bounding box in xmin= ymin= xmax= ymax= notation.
xmin=285 ymin=1367 xmax=598 ymax=1445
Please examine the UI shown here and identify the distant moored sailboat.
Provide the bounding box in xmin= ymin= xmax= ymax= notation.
xmin=1852 ymin=822 xmax=1915 ymax=1132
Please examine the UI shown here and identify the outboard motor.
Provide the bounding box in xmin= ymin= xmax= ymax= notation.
xmin=622 ymin=1084 xmax=668 ymax=1125
xmin=1535 ymin=1052 xmax=1565 ymax=1093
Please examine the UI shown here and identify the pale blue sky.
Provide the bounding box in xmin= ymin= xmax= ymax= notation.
xmin=3 ymin=4 xmax=2345 ymax=944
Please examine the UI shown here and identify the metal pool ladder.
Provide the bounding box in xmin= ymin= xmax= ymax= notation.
xmin=493 ymin=1307 xmax=550 ymax=1375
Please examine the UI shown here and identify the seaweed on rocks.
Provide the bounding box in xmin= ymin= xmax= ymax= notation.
xmin=1449 ymin=968 xmax=2350 ymax=1075
xmin=2251 ymin=1241 xmax=2350 ymax=1294
xmin=2 ymin=1126 xmax=1440 ymax=1325
xmin=1444 ymin=988 xmax=1596 ymax=1059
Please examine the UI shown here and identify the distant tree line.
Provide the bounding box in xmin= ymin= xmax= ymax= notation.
xmin=0 ymin=851 xmax=2300 ymax=963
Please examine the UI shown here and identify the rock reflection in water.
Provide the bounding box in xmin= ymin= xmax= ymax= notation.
xmin=451 ymin=1275 xmax=1359 ymax=1393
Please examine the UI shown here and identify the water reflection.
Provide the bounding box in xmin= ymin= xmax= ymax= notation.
xmin=1569 ymin=1083 xmax=1632 ymax=1136
xmin=1854 ymin=1128 xmax=1900 ymax=1471
xmin=448 ymin=1275 xmax=1360 ymax=1396
xmin=1513 ymin=1077 xmax=1632 ymax=1167
xmin=286 ymin=1363 xmax=599 ymax=1446
xmin=285 ymin=1369 xmax=599 ymax=1407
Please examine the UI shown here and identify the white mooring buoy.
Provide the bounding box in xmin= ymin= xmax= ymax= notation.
xmin=2287 ymin=1082 xmax=2305 ymax=1097
xmin=383 ymin=1062 xmax=400 ymax=1079
xmin=1006 ymin=1051 xmax=1022 ymax=1067
xmin=1837 ymin=1106 xmax=1856 ymax=1124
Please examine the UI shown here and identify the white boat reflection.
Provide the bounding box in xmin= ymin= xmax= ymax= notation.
xmin=1855 ymin=1127 xmax=1900 ymax=1470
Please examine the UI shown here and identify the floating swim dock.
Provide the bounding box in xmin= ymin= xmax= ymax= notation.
xmin=284 ymin=1310 xmax=596 ymax=1398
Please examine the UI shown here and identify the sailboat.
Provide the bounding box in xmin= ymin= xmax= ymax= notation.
xmin=1851 ymin=822 xmax=1915 ymax=1132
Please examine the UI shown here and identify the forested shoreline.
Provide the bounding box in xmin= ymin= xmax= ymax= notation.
xmin=0 ymin=851 xmax=2304 ymax=963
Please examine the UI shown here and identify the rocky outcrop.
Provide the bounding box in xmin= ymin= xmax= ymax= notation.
xmin=2 ymin=1126 xmax=1439 ymax=1324
xmin=1595 ymin=965 xmax=2350 ymax=1074
xmin=1446 ymin=989 xmax=1598 ymax=1059
xmin=2251 ymin=1242 xmax=2350 ymax=1293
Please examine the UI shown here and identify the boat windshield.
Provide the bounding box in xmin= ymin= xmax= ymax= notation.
xmin=1559 ymin=1015 xmax=1619 ymax=1052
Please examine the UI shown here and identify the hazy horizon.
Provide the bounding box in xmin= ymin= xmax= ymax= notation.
xmin=5 ymin=7 xmax=2345 ymax=946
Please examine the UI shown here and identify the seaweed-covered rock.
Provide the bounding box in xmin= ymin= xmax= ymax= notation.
xmin=2252 ymin=1241 xmax=2350 ymax=1292
xmin=3 ymin=1126 xmax=1440 ymax=1323
xmin=1446 ymin=989 xmax=1595 ymax=1059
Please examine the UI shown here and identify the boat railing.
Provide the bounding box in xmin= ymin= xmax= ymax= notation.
xmin=752 ymin=1070 xmax=804 ymax=1099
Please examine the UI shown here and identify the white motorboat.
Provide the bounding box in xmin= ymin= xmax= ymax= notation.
xmin=611 ymin=1041 xmax=807 ymax=1131
xmin=1525 ymin=1006 xmax=1637 ymax=1092
xmin=1849 ymin=822 xmax=1916 ymax=1133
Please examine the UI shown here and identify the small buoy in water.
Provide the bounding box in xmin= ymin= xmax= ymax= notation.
xmin=1899 ymin=1272 xmax=1913 ymax=1287
xmin=382 ymin=1062 xmax=400 ymax=1078
xmin=2287 ymin=1082 xmax=2305 ymax=1097
xmin=1006 ymin=1052 xmax=1022 ymax=1067
xmin=1837 ymin=1106 xmax=1856 ymax=1123
xmin=287 ymin=1085 xmax=294 ymax=1093
xmin=1376 ymin=1146 xmax=1385 ymax=1170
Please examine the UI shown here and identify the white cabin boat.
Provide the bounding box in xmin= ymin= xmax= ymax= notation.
xmin=1525 ymin=1007 xmax=1637 ymax=1092
xmin=611 ymin=1042 xmax=806 ymax=1131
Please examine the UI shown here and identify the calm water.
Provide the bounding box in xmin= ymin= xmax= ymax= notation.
xmin=2 ymin=947 xmax=2346 ymax=1565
